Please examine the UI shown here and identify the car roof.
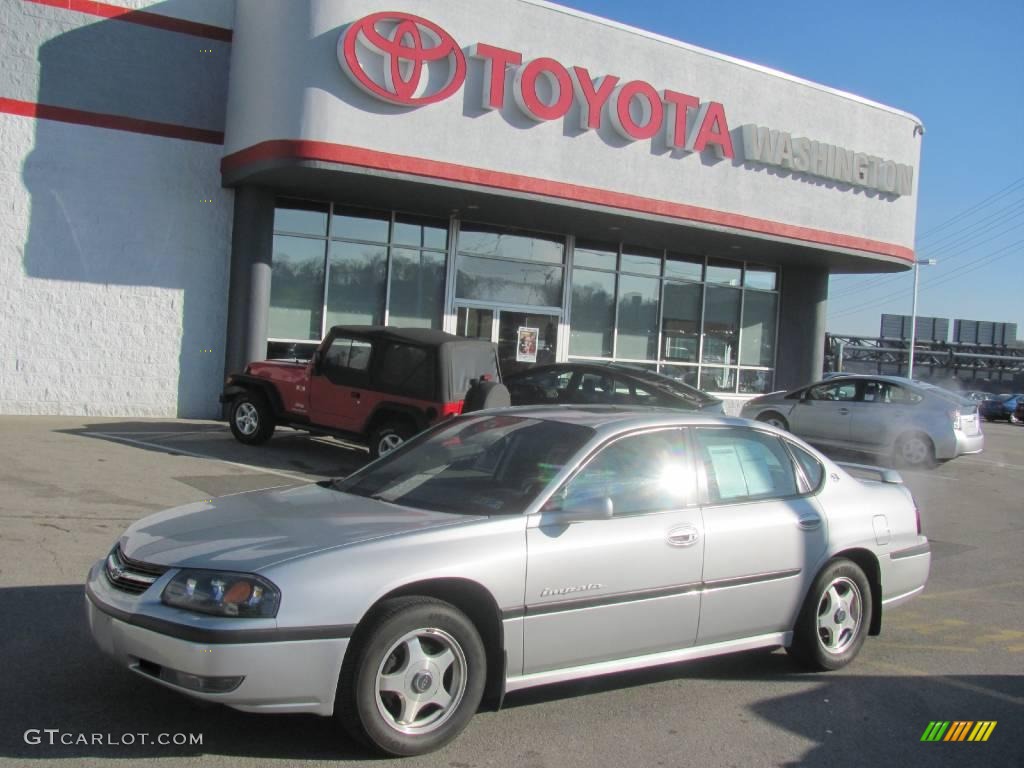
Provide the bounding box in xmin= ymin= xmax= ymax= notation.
xmin=504 ymin=362 xmax=722 ymax=404
xmin=329 ymin=325 xmax=486 ymax=347
xmin=475 ymin=404 xmax=754 ymax=435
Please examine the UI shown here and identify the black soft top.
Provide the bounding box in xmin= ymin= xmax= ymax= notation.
xmin=329 ymin=326 xmax=500 ymax=401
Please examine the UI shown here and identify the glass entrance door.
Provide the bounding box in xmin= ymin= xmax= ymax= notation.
xmin=497 ymin=311 xmax=558 ymax=376
xmin=454 ymin=305 xmax=559 ymax=376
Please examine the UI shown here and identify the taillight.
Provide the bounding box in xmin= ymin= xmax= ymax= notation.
xmin=915 ymin=505 xmax=922 ymax=535
xmin=948 ymin=409 xmax=961 ymax=430
xmin=440 ymin=401 xmax=464 ymax=418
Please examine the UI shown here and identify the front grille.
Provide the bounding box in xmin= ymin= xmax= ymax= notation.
xmin=104 ymin=545 xmax=168 ymax=595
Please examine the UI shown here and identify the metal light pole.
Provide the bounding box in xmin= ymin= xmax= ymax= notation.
xmin=906 ymin=258 xmax=937 ymax=380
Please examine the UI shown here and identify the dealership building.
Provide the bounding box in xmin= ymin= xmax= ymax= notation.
xmin=0 ymin=0 xmax=922 ymax=417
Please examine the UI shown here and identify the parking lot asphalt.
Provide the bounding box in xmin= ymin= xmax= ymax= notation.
xmin=0 ymin=415 xmax=1020 ymax=768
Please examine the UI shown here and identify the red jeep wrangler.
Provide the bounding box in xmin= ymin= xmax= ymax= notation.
xmin=221 ymin=326 xmax=505 ymax=458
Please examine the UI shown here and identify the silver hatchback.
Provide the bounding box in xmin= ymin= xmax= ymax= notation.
xmin=741 ymin=375 xmax=983 ymax=468
xmin=86 ymin=407 xmax=930 ymax=756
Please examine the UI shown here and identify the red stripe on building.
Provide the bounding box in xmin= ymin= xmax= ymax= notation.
xmin=0 ymin=97 xmax=224 ymax=144
xmin=222 ymin=139 xmax=915 ymax=263
xmin=23 ymin=0 xmax=233 ymax=42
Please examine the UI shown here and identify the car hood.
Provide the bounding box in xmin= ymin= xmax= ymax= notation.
xmin=119 ymin=483 xmax=484 ymax=572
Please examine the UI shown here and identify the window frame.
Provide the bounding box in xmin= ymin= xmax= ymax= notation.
xmin=782 ymin=439 xmax=827 ymax=495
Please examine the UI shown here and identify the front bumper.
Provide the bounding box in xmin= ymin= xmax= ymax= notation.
xmin=85 ymin=562 xmax=348 ymax=715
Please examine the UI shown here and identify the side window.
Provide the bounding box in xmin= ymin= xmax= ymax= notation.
xmin=510 ymin=368 xmax=573 ymax=404
xmin=548 ymin=430 xmax=692 ymax=516
xmin=807 ymin=381 xmax=858 ymax=402
xmin=322 ymin=336 xmax=373 ymax=384
xmin=611 ymin=378 xmax=658 ymax=406
xmin=787 ymin=441 xmax=825 ymax=493
xmin=696 ymin=428 xmax=798 ymax=504
xmin=885 ymin=383 xmax=922 ymax=404
xmin=575 ymin=373 xmax=614 ymax=404
xmin=862 ymin=380 xmax=885 ymax=403
xmin=375 ymin=343 xmax=436 ymax=399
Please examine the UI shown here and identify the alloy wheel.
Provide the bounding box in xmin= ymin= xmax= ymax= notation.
xmin=374 ymin=628 xmax=468 ymax=736
xmin=379 ymin=433 xmax=404 ymax=456
xmin=816 ymin=576 xmax=863 ymax=655
xmin=234 ymin=402 xmax=259 ymax=436
xmin=899 ymin=436 xmax=929 ymax=466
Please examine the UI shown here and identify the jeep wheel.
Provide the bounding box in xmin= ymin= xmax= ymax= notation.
xmin=229 ymin=392 xmax=275 ymax=445
xmin=336 ymin=597 xmax=486 ymax=756
xmin=369 ymin=422 xmax=414 ymax=460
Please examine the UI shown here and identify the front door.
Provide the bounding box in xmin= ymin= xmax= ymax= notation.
xmin=523 ymin=428 xmax=702 ymax=674
xmin=454 ymin=305 xmax=560 ymax=376
xmin=789 ymin=379 xmax=861 ymax=445
xmin=308 ymin=333 xmax=374 ymax=432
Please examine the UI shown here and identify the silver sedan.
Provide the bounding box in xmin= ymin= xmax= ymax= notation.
xmin=740 ymin=375 xmax=983 ymax=468
xmin=86 ymin=407 xmax=930 ymax=756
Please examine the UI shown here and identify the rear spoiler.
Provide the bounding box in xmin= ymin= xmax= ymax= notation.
xmin=836 ymin=462 xmax=904 ymax=484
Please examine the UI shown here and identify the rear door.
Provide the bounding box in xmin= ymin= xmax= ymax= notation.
xmin=693 ymin=426 xmax=828 ymax=644
xmin=847 ymin=380 xmax=922 ymax=449
xmin=789 ymin=379 xmax=860 ymax=446
xmin=308 ymin=333 xmax=374 ymax=431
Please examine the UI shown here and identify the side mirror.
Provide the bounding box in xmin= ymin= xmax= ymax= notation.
xmin=542 ymin=495 xmax=614 ymax=525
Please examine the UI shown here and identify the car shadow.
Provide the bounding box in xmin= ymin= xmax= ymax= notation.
xmin=58 ymin=421 xmax=370 ymax=481
xmin=0 ymin=585 xmax=374 ymax=762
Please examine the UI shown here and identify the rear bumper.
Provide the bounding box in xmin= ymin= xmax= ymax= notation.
xmin=952 ymin=431 xmax=984 ymax=457
xmin=881 ymin=540 xmax=931 ymax=609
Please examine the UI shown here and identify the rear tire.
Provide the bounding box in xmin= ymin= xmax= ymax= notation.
xmin=228 ymin=392 xmax=275 ymax=445
xmin=788 ymin=558 xmax=872 ymax=671
xmin=894 ymin=432 xmax=935 ymax=468
xmin=336 ymin=597 xmax=486 ymax=757
xmin=369 ymin=421 xmax=415 ymax=460
xmin=756 ymin=412 xmax=790 ymax=431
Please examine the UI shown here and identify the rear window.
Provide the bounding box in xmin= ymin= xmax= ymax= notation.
xmin=375 ymin=343 xmax=436 ymax=399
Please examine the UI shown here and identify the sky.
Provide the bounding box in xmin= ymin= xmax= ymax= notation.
xmin=557 ymin=0 xmax=1024 ymax=339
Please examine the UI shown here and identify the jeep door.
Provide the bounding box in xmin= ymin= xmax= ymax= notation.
xmin=522 ymin=428 xmax=703 ymax=674
xmin=308 ymin=333 xmax=374 ymax=432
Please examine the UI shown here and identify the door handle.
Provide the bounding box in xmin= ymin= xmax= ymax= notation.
xmin=838 ymin=408 xmax=850 ymax=415
xmin=667 ymin=526 xmax=699 ymax=547
xmin=350 ymin=391 xmax=361 ymax=399
xmin=797 ymin=513 xmax=822 ymax=531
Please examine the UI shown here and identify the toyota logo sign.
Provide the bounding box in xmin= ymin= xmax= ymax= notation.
xmin=339 ymin=12 xmax=466 ymax=106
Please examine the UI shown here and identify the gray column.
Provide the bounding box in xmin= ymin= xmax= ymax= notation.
xmin=224 ymin=186 xmax=275 ymax=379
xmin=774 ymin=265 xmax=828 ymax=391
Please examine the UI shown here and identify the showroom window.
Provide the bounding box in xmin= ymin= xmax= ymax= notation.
xmin=268 ymin=201 xmax=449 ymax=357
xmin=566 ymin=242 xmax=779 ymax=394
xmin=454 ymin=223 xmax=565 ymax=307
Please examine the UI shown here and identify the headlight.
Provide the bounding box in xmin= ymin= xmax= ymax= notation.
xmin=161 ymin=570 xmax=280 ymax=618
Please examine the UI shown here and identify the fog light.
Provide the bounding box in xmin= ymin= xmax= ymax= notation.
xmin=136 ymin=659 xmax=244 ymax=693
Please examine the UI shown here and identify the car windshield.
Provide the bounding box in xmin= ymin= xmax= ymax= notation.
xmin=334 ymin=415 xmax=594 ymax=515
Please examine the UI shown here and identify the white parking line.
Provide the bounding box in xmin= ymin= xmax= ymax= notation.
xmin=92 ymin=432 xmax=317 ymax=483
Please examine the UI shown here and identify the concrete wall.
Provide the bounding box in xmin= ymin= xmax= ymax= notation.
xmin=225 ymin=0 xmax=922 ymax=264
xmin=0 ymin=0 xmax=235 ymax=418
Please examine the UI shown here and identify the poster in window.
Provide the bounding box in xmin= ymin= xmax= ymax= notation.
xmin=516 ymin=327 xmax=539 ymax=363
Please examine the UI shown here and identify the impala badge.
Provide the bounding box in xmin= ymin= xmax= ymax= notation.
xmin=540 ymin=583 xmax=603 ymax=597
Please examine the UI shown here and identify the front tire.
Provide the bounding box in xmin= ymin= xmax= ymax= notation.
xmin=228 ymin=392 xmax=275 ymax=445
xmin=757 ymin=412 xmax=790 ymax=431
xmin=788 ymin=558 xmax=872 ymax=671
xmin=337 ymin=597 xmax=486 ymax=757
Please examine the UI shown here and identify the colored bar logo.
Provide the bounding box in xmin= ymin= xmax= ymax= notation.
xmin=920 ymin=721 xmax=997 ymax=742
